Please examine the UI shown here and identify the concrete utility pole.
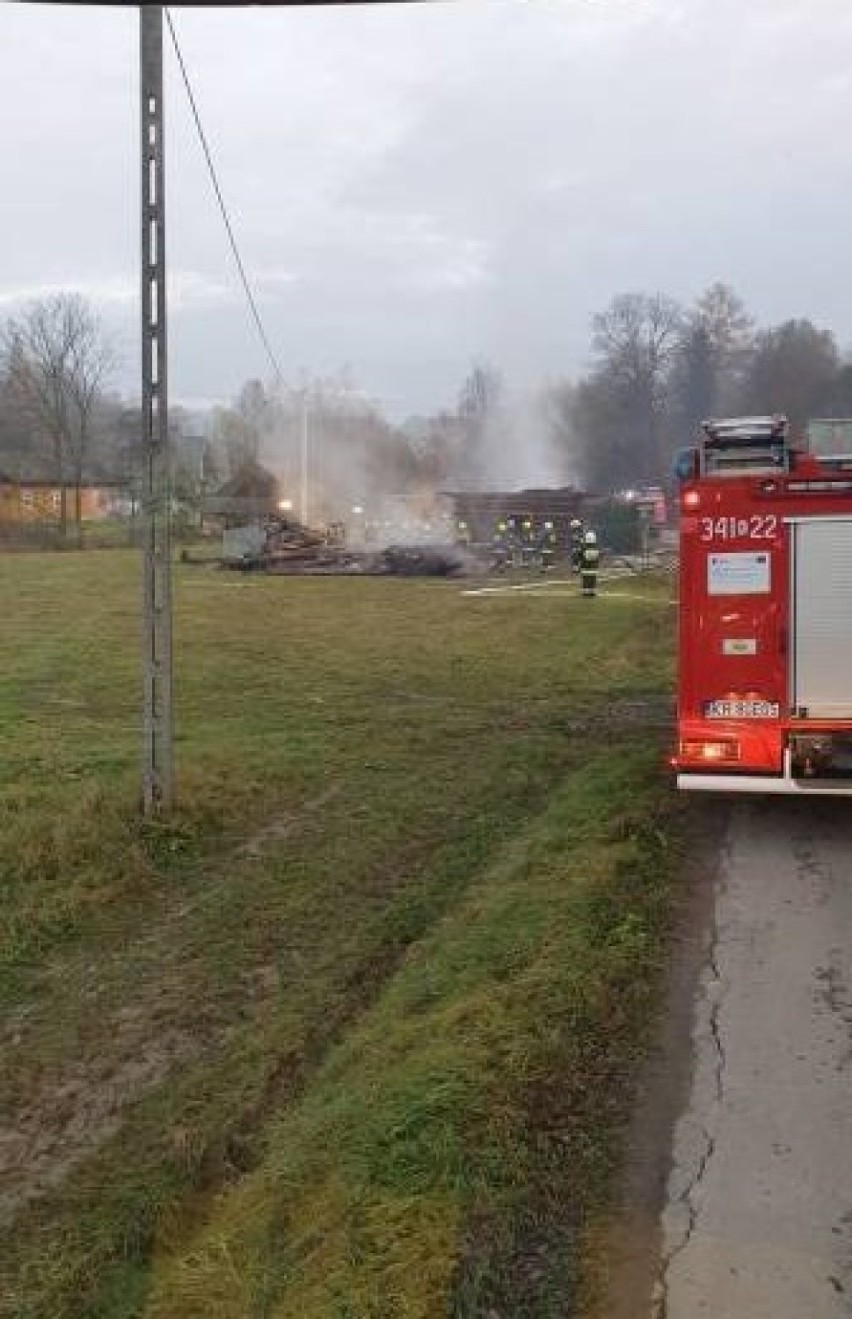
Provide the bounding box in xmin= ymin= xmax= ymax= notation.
xmin=140 ymin=5 xmax=174 ymax=813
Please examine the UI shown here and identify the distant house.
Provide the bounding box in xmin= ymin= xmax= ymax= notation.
xmin=0 ymin=473 xmax=124 ymax=525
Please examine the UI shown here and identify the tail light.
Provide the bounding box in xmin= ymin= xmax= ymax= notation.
xmin=679 ymin=738 xmax=741 ymax=762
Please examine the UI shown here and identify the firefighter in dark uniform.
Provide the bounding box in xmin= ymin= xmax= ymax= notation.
xmin=570 ymin=517 xmax=585 ymax=573
xmin=492 ymin=518 xmax=509 ymax=570
xmin=505 ymin=514 xmax=522 ymax=568
xmin=580 ymin=529 xmax=600 ymax=598
xmin=521 ymin=516 xmax=535 ymax=568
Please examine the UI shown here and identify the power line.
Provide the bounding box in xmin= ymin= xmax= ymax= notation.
xmin=164 ymin=8 xmax=284 ymax=383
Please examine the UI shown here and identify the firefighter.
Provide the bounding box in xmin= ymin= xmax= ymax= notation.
xmin=521 ymin=515 xmax=535 ymax=568
xmin=540 ymin=519 xmax=557 ymax=571
xmin=492 ymin=518 xmax=509 ymax=570
xmin=505 ymin=514 xmax=522 ymax=568
xmin=580 ymin=529 xmax=600 ymax=598
xmin=456 ymin=518 xmax=471 ymax=548
xmin=570 ymin=517 xmax=585 ymax=573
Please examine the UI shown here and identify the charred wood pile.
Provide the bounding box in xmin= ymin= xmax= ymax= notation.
xmin=218 ymin=515 xmax=472 ymax=577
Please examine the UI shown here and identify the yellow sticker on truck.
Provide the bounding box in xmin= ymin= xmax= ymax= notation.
xmin=722 ymin=638 xmax=758 ymax=656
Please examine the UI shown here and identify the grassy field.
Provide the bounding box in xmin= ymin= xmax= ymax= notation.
xmin=0 ymin=554 xmax=678 ymax=1319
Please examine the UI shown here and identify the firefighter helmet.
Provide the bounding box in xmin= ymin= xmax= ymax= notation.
xmin=584 ymin=530 xmax=597 ymax=544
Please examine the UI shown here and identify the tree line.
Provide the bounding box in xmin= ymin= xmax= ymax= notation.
xmin=0 ymin=294 xmax=429 ymax=536
xmin=382 ymin=281 xmax=852 ymax=498
xmin=563 ymin=282 xmax=852 ymax=491
xmin=2 ymin=284 xmax=851 ymax=540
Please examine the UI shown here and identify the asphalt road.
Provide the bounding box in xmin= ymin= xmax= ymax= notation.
xmin=656 ymin=799 xmax=852 ymax=1317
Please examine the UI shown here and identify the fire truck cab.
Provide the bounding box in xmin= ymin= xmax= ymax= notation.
xmin=674 ymin=415 xmax=852 ymax=793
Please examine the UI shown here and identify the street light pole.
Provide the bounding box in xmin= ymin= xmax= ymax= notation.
xmin=300 ymin=387 xmax=309 ymax=526
xmin=140 ymin=5 xmax=174 ymax=813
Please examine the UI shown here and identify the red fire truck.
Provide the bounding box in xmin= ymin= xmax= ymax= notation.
xmin=674 ymin=415 xmax=852 ymax=793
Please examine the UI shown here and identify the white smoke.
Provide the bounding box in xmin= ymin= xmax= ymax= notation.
xmin=448 ymin=379 xmax=579 ymax=494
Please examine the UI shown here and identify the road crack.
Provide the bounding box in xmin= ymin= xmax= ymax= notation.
xmin=652 ymin=844 xmax=729 ymax=1318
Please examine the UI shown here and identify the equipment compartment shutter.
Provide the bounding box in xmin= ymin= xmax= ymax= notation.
xmin=792 ymin=518 xmax=852 ymax=718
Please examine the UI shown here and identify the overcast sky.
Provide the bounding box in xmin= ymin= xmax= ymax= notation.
xmin=1 ymin=0 xmax=851 ymax=418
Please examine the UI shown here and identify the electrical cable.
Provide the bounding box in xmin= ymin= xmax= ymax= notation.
xmin=165 ymin=8 xmax=284 ymax=383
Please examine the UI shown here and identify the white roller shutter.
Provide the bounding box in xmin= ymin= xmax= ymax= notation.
xmin=791 ymin=517 xmax=852 ymax=718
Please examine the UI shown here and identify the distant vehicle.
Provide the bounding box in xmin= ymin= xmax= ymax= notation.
xmin=673 ymin=415 xmax=852 ymax=793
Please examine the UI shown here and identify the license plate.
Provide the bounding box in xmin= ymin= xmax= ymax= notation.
xmin=703 ymin=699 xmax=780 ymax=719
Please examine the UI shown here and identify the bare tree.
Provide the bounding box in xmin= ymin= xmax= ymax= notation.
xmin=236 ymin=378 xmax=272 ymax=463
xmin=670 ymin=319 xmax=718 ymax=442
xmin=589 ymin=292 xmax=682 ymax=480
xmin=592 ymin=293 xmax=682 ymax=389
xmin=0 ymin=339 xmax=35 ymax=472
xmin=209 ymin=405 xmax=257 ymax=479
xmin=2 ymin=294 xmax=113 ymax=544
xmin=456 ymin=361 xmax=504 ymax=488
xmin=692 ymin=282 xmax=755 ymax=411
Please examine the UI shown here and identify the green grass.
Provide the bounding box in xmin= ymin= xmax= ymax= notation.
xmin=0 ymin=554 xmax=677 ymax=1318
